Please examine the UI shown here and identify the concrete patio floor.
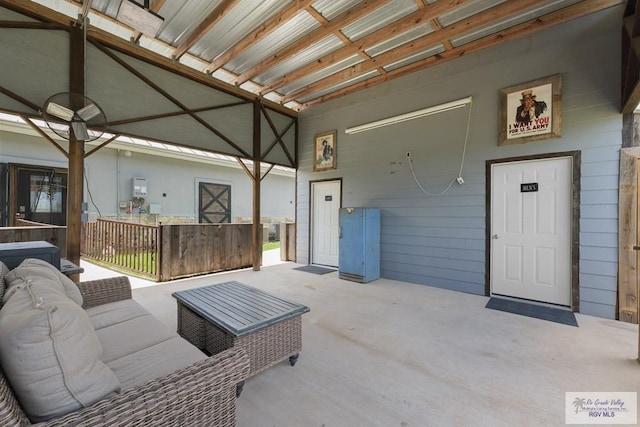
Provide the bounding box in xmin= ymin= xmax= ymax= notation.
xmin=80 ymin=258 xmax=639 ymax=427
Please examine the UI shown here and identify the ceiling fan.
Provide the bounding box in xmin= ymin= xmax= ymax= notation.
xmin=42 ymin=92 xmax=107 ymax=142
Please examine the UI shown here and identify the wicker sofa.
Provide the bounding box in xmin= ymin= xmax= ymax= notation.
xmin=0 ymin=259 xmax=250 ymax=426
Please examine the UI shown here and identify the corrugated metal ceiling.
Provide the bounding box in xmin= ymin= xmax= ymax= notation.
xmin=30 ymin=0 xmax=623 ymax=111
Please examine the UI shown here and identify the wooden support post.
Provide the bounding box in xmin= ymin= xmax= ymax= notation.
xmin=252 ymin=99 xmax=262 ymax=271
xmin=66 ymin=23 xmax=86 ymax=280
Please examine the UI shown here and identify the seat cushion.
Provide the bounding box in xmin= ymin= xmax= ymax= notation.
xmin=4 ymin=258 xmax=83 ymax=306
xmin=0 ymin=276 xmax=120 ymax=422
xmin=91 ymin=303 xmax=178 ymax=364
xmin=107 ymin=336 xmax=207 ymax=390
xmin=85 ymin=299 xmax=152 ymax=331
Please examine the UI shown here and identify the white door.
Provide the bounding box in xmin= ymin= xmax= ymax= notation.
xmin=491 ymin=157 xmax=572 ymax=306
xmin=311 ymin=180 xmax=340 ymax=266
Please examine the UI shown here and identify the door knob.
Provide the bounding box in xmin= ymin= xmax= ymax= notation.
xmin=492 ymin=234 xmax=499 ymax=239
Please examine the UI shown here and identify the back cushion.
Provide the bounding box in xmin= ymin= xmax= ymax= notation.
xmin=0 ymin=273 xmax=120 ymax=422
xmin=4 ymin=258 xmax=82 ymax=306
xmin=0 ymin=261 xmax=8 ymax=302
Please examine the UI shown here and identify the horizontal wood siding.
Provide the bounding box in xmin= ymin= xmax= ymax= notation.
xmin=579 ymin=142 xmax=621 ymax=319
xmin=297 ymin=8 xmax=623 ymax=318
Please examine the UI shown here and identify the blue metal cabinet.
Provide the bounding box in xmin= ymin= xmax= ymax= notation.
xmin=339 ymin=208 xmax=380 ymax=283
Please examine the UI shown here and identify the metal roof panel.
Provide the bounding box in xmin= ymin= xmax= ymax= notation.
xmin=226 ymin=10 xmax=321 ymax=74
xmin=312 ymin=0 xmax=364 ymax=21
xmin=366 ymin=22 xmax=434 ymax=57
xmin=279 ymin=55 xmax=364 ymax=95
xmin=190 ymin=0 xmax=289 ymax=61
xmin=341 ymin=0 xmax=418 ymax=41
xmin=451 ymin=0 xmax=583 ymax=47
xmin=438 ymin=0 xmax=508 ymax=27
xmin=155 ymin=0 xmax=223 ymax=47
xmin=383 ymin=45 xmax=446 ymax=72
xmin=255 ymin=34 xmax=344 ymax=86
xmin=297 ymin=70 xmax=379 ymax=104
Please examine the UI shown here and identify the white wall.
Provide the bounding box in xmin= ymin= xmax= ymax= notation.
xmin=297 ymin=7 xmax=623 ymax=319
xmin=0 ymin=130 xmax=295 ymax=224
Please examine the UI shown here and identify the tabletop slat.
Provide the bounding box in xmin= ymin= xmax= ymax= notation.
xmin=173 ymin=281 xmax=310 ymax=337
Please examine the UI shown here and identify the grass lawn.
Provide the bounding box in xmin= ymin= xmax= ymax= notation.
xmin=89 ymin=242 xmax=282 ymax=281
xmin=263 ymin=241 xmax=280 ymax=251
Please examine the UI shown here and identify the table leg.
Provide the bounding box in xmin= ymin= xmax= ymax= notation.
xmin=289 ymin=353 xmax=299 ymax=366
xmin=236 ymin=381 xmax=245 ymax=398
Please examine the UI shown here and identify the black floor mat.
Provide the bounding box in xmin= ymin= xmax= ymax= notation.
xmin=293 ymin=265 xmax=336 ymax=275
xmin=486 ymin=297 xmax=578 ymax=327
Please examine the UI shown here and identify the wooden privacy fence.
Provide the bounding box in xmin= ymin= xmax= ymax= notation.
xmin=159 ymin=223 xmax=253 ymax=281
xmin=81 ymin=219 xmax=255 ymax=281
xmin=0 ymin=223 xmax=67 ymax=257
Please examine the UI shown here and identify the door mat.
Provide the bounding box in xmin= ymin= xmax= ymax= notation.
xmin=293 ymin=265 xmax=336 ymax=275
xmin=486 ymin=297 xmax=578 ymax=327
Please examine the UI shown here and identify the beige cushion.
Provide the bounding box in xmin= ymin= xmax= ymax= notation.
xmin=107 ymin=336 xmax=207 ymax=390
xmin=85 ymin=299 xmax=152 ymax=331
xmin=0 ymin=260 xmax=8 ymax=302
xmin=88 ymin=299 xmax=206 ymax=389
xmin=0 ymin=276 xmax=120 ymax=422
xmin=4 ymin=258 xmax=83 ymax=306
xmin=92 ymin=307 xmax=177 ymax=364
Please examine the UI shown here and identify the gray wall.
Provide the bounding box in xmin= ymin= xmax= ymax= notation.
xmin=0 ymin=130 xmax=295 ymax=223
xmin=297 ymin=7 xmax=622 ymax=319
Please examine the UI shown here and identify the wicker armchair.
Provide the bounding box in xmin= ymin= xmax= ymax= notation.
xmin=0 ymin=276 xmax=250 ymax=427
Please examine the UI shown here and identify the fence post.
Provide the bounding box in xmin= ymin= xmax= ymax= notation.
xmin=159 ymin=224 xmax=170 ymax=281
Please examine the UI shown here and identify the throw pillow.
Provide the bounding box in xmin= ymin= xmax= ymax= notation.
xmin=0 ymin=277 xmax=120 ymax=422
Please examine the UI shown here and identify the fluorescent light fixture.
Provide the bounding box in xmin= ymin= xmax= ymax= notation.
xmin=117 ymin=0 xmax=164 ymax=36
xmin=345 ymin=96 xmax=472 ymax=134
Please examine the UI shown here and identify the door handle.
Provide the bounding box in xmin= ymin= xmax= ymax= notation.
xmin=492 ymin=234 xmax=499 ymax=240
xmin=634 ymin=245 xmax=640 ymax=250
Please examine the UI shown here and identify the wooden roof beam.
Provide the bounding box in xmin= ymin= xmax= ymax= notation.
xmin=206 ymin=0 xmax=315 ymax=73
xmin=93 ymin=41 xmax=251 ymax=157
xmin=302 ymin=0 xmax=624 ymax=108
xmin=78 ymin=25 xmax=296 ymax=117
xmin=108 ymin=101 xmax=248 ymax=126
xmin=0 ymin=21 xmax=66 ymax=29
xmin=261 ymin=0 xmax=473 ymax=96
xmin=131 ymin=0 xmax=165 ymax=43
xmin=234 ymin=0 xmax=391 ymax=85
xmin=0 ymin=85 xmax=41 ymax=112
xmin=21 ymin=115 xmax=68 ymax=158
xmin=0 ymin=0 xmax=74 ymax=26
xmin=284 ymin=0 xmax=544 ymax=104
xmin=173 ymin=0 xmax=240 ymax=61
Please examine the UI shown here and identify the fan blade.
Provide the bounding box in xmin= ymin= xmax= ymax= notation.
xmin=77 ymin=103 xmax=101 ymax=121
xmin=71 ymin=120 xmax=89 ymax=141
xmin=46 ymin=102 xmax=74 ymax=122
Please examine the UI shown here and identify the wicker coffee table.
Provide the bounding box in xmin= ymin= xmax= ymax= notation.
xmin=173 ymin=281 xmax=310 ymax=393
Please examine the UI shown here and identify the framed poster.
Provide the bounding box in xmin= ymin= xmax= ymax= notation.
xmin=314 ymin=130 xmax=337 ymax=172
xmin=498 ymin=74 xmax=562 ymax=146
